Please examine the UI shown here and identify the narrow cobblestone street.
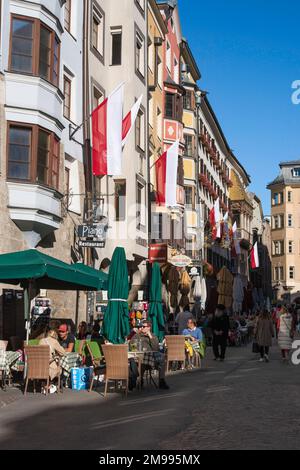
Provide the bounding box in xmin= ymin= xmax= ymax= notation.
xmin=0 ymin=342 xmax=299 ymax=450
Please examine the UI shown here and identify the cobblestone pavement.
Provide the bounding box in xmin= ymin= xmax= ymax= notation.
xmin=0 ymin=342 xmax=299 ymax=450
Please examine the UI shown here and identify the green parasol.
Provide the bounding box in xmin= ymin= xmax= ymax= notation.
xmin=148 ymin=262 xmax=165 ymax=342
xmin=102 ymin=247 xmax=130 ymax=344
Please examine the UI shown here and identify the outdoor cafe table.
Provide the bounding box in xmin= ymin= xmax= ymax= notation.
xmin=0 ymin=351 xmax=22 ymax=375
xmin=0 ymin=351 xmax=22 ymax=389
xmin=60 ymin=352 xmax=82 ymax=379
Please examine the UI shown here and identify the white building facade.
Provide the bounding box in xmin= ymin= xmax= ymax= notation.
xmin=0 ymin=0 xmax=86 ymax=338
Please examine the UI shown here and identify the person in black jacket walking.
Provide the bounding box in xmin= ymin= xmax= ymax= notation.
xmin=209 ymin=304 xmax=230 ymax=361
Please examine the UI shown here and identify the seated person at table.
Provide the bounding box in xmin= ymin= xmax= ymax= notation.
xmin=127 ymin=318 xmax=143 ymax=341
xmin=90 ymin=322 xmax=100 ymax=340
xmin=130 ymin=320 xmax=169 ymax=390
xmin=76 ymin=321 xmax=88 ymax=340
xmin=39 ymin=329 xmax=66 ymax=392
xmin=58 ymin=324 xmax=75 ymax=352
xmin=182 ymin=318 xmax=203 ymax=342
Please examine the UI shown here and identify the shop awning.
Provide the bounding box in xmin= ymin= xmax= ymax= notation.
xmin=0 ymin=249 xmax=108 ymax=291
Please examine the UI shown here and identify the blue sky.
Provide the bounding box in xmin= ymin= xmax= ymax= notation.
xmin=179 ymin=0 xmax=300 ymax=214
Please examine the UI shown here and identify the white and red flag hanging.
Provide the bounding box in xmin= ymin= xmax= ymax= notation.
xmin=232 ymin=221 xmax=241 ymax=256
xmin=122 ymin=95 xmax=143 ymax=146
xmin=209 ymin=198 xmax=221 ymax=240
xmin=250 ymin=242 xmax=259 ymax=269
xmin=155 ymin=141 xmax=179 ymax=207
xmin=92 ymin=83 xmax=124 ymax=176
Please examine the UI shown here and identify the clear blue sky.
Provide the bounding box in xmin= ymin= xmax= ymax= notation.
xmin=179 ymin=0 xmax=300 ymax=215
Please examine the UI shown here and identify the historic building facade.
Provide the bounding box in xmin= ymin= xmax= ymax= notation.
xmin=267 ymin=160 xmax=300 ymax=302
xmin=0 ymin=0 xmax=86 ymax=338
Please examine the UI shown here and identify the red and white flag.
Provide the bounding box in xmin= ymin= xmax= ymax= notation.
xmin=251 ymin=242 xmax=259 ymax=269
xmin=155 ymin=141 xmax=179 ymax=207
xmin=92 ymin=83 xmax=124 ymax=176
xmin=122 ymin=95 xmax=143 ymax=146
xmin=209 ymin=197 xmax=220 ymax=228
xmin=209 ymin=198 xmax=222 ymax=239
xmin=232 ymin=221 xmax=241 ymax=256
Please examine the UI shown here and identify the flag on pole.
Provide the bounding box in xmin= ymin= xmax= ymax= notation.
xmin=122 ymin=95 xmax=143 ymax=146
xmin=232 ymin=222 xmax=241 ymax=256
xmin=250 ymin=242 xmax=259 ymax=269
xmin=155 ymin=141 xmax=179 ymax=207
xmin=209 ymin=197 xmax=220 ymax=228
xmin=209 ymin=198 xmax=221 ymax=240
xmin=92 ymin=83 xmax=124 ymax=176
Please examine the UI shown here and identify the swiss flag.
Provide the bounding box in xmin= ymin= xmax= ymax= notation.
xmin=92 ymin=83 xmax=124 ymax=176
xmin=155 ymin=141 xmax=179 ymax=207
xmin=250 ymin=242 xmax=259 ymax=269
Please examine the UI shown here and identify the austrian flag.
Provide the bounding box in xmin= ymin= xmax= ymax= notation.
xmin=155 ymin=141 xmax=179 ymax=207
xmin=92 ymin=83 xmax=124 ymax=176
xmin=122 ymin=95 xmax=143 ymax=146
xmin=250 ymin=242 xmax=259 ymax=269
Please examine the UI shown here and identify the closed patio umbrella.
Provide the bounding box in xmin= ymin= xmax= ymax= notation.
xmin=148 ymin=262 xmax=165 ymax=342
xmin=102 ymin=247 xmax=130 ymax=344
xmin=201 ymin=277 xmax=207 ymax=310
xmin=193 ymin=275 xmax=202 ymax=300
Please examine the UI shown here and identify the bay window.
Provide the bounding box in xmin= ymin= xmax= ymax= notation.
xmin=10 ymin=15 xmax=60 ymax=87
xmin=7 ymin=123 xmax=60 ymax=190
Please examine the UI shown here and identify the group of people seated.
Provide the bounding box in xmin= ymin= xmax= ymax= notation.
xmin=37 ymin=322 xmax=76 ymax=393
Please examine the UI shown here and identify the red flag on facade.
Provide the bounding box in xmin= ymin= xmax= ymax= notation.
xmin=155 ymin=141 xmax=179 ymax=207
xmin=250 ymin=242 xmax=259 ymax=269
xmin=92 ymin=83 xmax=124 ymax=176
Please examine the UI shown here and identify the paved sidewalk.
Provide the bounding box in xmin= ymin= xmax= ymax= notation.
xmin=0 ymin=342 xmax=299 ymax=450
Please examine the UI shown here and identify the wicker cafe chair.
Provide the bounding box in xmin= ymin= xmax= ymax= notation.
xmin=85 ymin=342 xmax=106 ymax=392
xmin=101 ymin=344 xmax=129 ymax=397
xmin=0 ymin=341 xmax=8 ymax=351
xmin=24 ymin=345 xmax=51 ymax=395
xmin=165 ymin=335 xmax=186 ymax=373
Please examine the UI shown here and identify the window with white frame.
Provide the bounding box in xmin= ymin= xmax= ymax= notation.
xmin=135 ymin=107 xmax=145 ymax=151
xmin=135 ymin=0 xmax=145 ymax=12
xmin=92 ymin=5 xmax=104 ymax=58
xmin=288 ymin=241 xmax=293 ymax=253
xmin=288 ymin=191 xmax=292 ymax=202
xmin=157 ymin=107 xmax=162 ymax=141
xmin=111 ymin=27 xmax=122 ymax=66
xmin=273 ymin=240 xmax=284 ymax=256
xmin=289 ymin=266 xmax=295 ymax=279
xmin=166 ymin=41 xmax=171 ymax=72
xmin=137 ymin=180 xmax=146 ymax=229
xmin=288 ymin=214 xmax=293 ymax=227
xmin=149 ymin=95 xmax=153 ymax=128
xmin=157 ymin=55 xmax=163 ymax=88
xmin=92 ymin=86 xmax=104 ymax=110
xmin=64 ymin=0 xmax=72 ymax=33
xmin=293 ymin=168 xmax=300 ymax=177
xmin=148 ymin=39 xmax=154 ymax=73
xmin=174 ymin=57 xmax=179 ymax=83
xmin=135 ymin=28 xmax=145 ymax=78
xmin=63 ymin=74 xmax=72 ymax=120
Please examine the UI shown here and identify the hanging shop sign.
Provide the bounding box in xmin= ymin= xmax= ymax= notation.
xmin=168 ymin=253 xmax=192 ymax=268
xmin=78 ymin=240 xmax=105 ymax=248
xmin=77 ymin=224 xmax=107 ymax=239
xmin=77 ymin=223 xmax=107 ymax=248
xmin=149 ymin=244 xmax=168 ymax=263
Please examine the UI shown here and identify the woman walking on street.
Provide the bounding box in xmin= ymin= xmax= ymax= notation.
xmin=278 ymin=308 xmax=294 ymax=362
xmin=254 ymin=310 xmax=274 ymax=362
